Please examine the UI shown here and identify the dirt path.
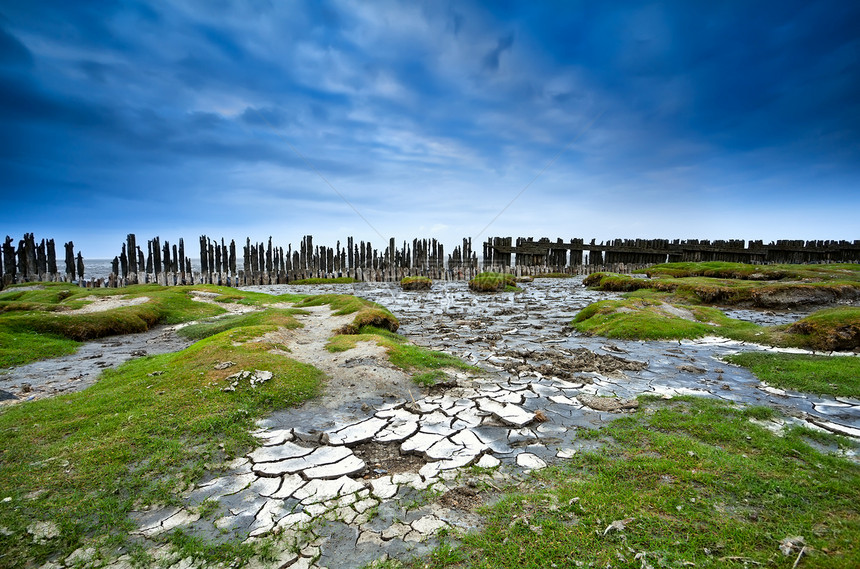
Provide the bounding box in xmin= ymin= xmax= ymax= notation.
xmin=259 ymin=305 xmax=417 ymax=408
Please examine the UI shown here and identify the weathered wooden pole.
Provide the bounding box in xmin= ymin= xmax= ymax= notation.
xmin=76 ymin=252 xmax=85 ymax=282
xmin=64 ymin=241 xmax=76 ymax=280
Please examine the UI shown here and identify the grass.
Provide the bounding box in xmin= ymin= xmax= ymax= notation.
xmin=401 ymin=276 xmax=432 ymax=291
xmin=786 ymin=307 xmax=860 ymax=351
xmin=724 ymin=352 xmax=860 ymax=397
xmin=326 ymin=325 xmax=477 ymax=378
xmin=288 ymin=277 xmax=358 ymax=285
xmin=583 ymin=265 xmax=860 ymax=308
xmin=422 ymin=396 xmax=860 ymax=568
xmin=645 ymin=261 xmax=860 ymax=281
xmin=0 ymin=284 xmax=227 ymax=368
xmin=468 ymin=272 xmax=521 ymax=293
xmin=412 ymin=370 xmax=449 ymax=387
xmin=535 ymin=273 xmax=574 ymax=279
xmin=176 ymin=309 xmax=305 ymax=341
xmin=0 ymin=309 xmax=325 ymax=568
xmin=294 ymin=294 xmax=400 ymax=334
xmin=572 ymin=295 xmax=860 ymax=350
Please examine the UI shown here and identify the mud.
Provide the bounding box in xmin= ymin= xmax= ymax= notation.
xmin=0 ymin=325 xmax=193 ymax=403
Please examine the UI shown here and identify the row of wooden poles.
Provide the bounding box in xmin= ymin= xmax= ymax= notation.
xmin=2 ymin=233 xmax=859 ymax=289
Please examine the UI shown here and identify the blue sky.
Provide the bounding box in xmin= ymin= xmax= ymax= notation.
xmin=1 ymin=1 xmax=858 ymax=258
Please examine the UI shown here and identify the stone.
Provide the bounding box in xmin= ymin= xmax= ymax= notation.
xmin=548 ymin=394 xmax=579 ymax=406
xmin=248 ymin=441 xmax=313 ymax=464
xmin=425 ymin=437 xmax=465 ymax=460
xmin=274 ymin=511 xmax=312 ymax=532
xmin=369 ymin=476 xmax=399 ymax=500
xmin=272 ymin=473 xmax=307 ymax=499
xmin=381 ymin=522 xmax=411 ymax=541
xmin=247 ymin=476 xmax=282 ymax=498
xmin=328 ymin=417 xmax=388 ymax=446
xmin=530 ymin=383 xmax=560 ymax=397
xmin=476 ymin=454 xmax=501 ymax=468
xmin=556 ymin=448 xmax=577 ymax=459
xmin=577 ymin=394 xmax=639 ymax=412
xmin=352 ymin=497 xmax=378 ymax=514
xmin=401 ymin=432 xmax=446 ymax=456
xmin=294 ymin=476 xmax=365 ymax=504
xmin=27 ymin=521 xmax=60 ymax=543
xmin=516 ymin=453 xmax=547 ymax=470
xmin=253 ymin=446 xmax=355 ymax=477
xmin=411 ymin=515 xmax=448 ymax=535
xmin=303 ymin=454 xmax=366 ymax=480
xmin=374 ymin=420 xmax=419 ymax=443
xmin=254 ymin=429 xmax=294 ymax=446
xmin=357 ymin=531 xmax=385 ymax=546
xmin=191 ymin=472 xmax=256 ymax=501
xmin=508 ymin=428 xmax=538 ymax=444
xmin=476 ymin=398 xmax=534 ymax=427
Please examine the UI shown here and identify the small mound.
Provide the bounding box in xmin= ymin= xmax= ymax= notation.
xmin=469 ymin=272 xmax=519 ymax=292
xmin=401 ymin=276 xmax=432 ymax=291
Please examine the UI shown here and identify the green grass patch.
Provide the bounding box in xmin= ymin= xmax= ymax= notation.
xmin=424 ymin=396 xmax=860 ymax=568
xmin=412 ymin=370 xmax=449 ymax=387
xmin=468 ymin=272 xmax=521 ymax=293
xmin=724 ymin=352 xmax=860 ymax=397
xmin=535 ymin=273 xmax=574 ymax=279
xmin=296 ymin=294 xmax=399 ymax=333
xmin=786 ymin=307 xmax=860 ymax=351
xmin=288 ymin=277 xmax=358 ymax=284
xmin=0 ymin=329 xmax=81 ymax=368
xmin=571 ymin=297 xmax=755 ymax=341
xmin=0 ymin=309 xmax=325 ymax=567
xmin=176 ymin=309 xmax=304 ymax=341
xmin=0 ymin=284 xmax=237 ymax=368
xmin=326 ymin=326 xmax=477 ymax=376
xmin=401 ymin=276 xmax=432 ymax=291
xmin=584 ymin=266 xmax=860 ymax=308
xmin=645 ymin=261 xmax=860 ymax=281
xmin=572 ymin=293 xmax=860 ymax=350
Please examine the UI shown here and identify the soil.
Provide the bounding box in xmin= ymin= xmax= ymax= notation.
xmin=255 ymin=305 xmax=417 ymax=408
xmin=66 ymin=295 xmax=151 ymax=313
xmin=437 ymin=486 xmax=483 ymax=510
xmin=353 ymin=442 xmax=427 ymax=477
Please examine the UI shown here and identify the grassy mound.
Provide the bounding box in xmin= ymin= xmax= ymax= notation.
xmin=786 ymin=307 xmax=860 ymax=351
xmin=583 ymin=268 xmax=860 ymax=308
xmin=535 ymin=272 xmax=575 ymax=279
xmin=724 ymin=352 xmax=860 ymax=397
xmin=571 ymin=298 xmax=730 ymax=340
xmin=468 ymin=272 xmax=520 ymax=292
xmin=572 ymin=294 xmax=860 ymax=351
xmin=401 ymin=276 xmax=432 ymax=291
xmin=0 ymin=284 xmax=227 ymax=368
xmin=326 ymin=325 xmax=477 ymax=384
xmin=296 ymin=294 xmax=399 ymax=334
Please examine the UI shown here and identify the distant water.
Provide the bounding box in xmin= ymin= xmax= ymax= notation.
xmin=79 ymin=259 xmax=202 ymax=281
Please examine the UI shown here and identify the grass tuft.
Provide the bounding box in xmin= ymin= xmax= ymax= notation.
xmin=468 ymin=272 xmax=521 ymax=293
xmin=401 ymin=276 xmax=432 ymax=291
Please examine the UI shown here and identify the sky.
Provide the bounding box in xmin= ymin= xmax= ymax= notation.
xmin=1 ymin=0 xmax=859 ymax=258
